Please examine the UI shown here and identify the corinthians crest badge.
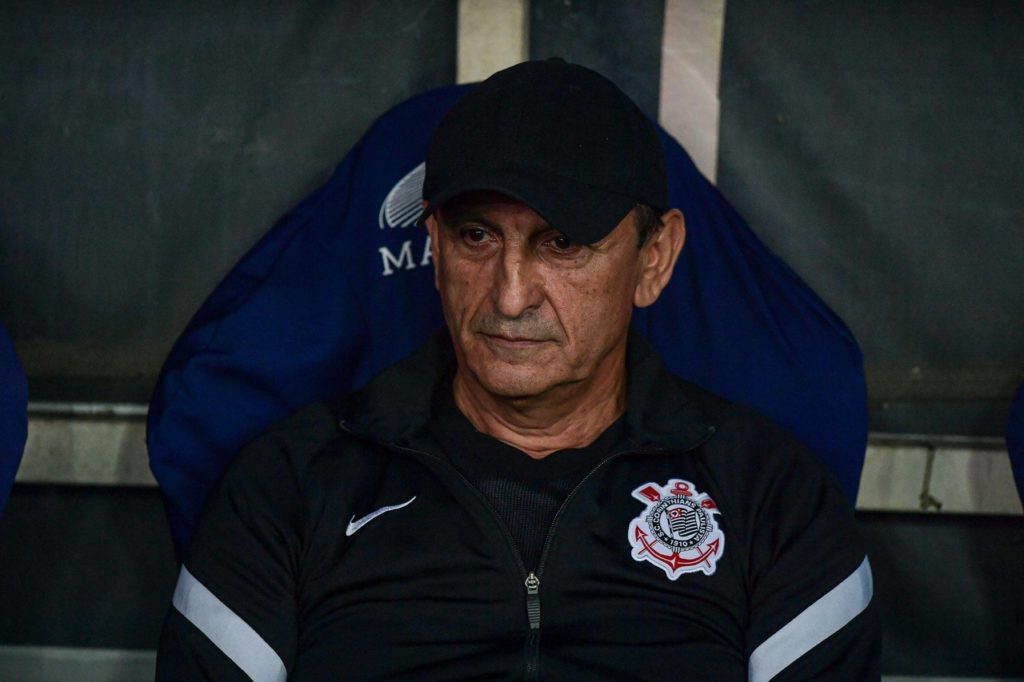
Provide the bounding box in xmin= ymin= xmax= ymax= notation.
xmin=628 ymin=479 xmax=725 ymax=579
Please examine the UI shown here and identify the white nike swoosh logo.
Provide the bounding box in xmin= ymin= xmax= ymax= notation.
xmin=345 ymin=496 xmax=417 ymax=536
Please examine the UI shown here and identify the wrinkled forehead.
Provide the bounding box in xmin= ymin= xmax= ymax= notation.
xmin=436 ymin=191 xmax=554 ymax=230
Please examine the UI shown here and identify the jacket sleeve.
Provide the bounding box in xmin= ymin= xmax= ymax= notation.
xmin=155 ymin=410 xmax=322 ymax=681
xmin=727 ymin=413 xmax=881 ymax=681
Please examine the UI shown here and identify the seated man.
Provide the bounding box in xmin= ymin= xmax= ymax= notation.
xmin=0 ymin=320 xmax=28 ymax=517
xmin=157 ymin=59 xmax=879 ymax=681
xmin=1009 ymin=382 xmax=1024 ymax=504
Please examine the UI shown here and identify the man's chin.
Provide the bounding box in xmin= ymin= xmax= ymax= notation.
xmin=470 ymin=366 xmax=566 ymax=402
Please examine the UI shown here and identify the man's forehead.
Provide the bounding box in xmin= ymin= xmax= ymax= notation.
xmin=437 ymin=191 xmax=639 ymax=250
xmin=438 ymin=191 xmax=552 ymax=227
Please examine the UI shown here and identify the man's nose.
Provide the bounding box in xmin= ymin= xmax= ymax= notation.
xmin=492 ymin=249 xmax=543 ymax=319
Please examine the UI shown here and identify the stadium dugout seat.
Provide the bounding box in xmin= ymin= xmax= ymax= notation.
xmin=148 ymin=84 xmax=868 ymax=559
xmin=0 ymin=320 xmax=28 ymax=518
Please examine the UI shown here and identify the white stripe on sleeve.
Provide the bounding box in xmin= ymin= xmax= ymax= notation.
xmin=172 ymin=565 xmax=287 ymax=682
xmin=748 ymin=556 xmax=873 ymax=682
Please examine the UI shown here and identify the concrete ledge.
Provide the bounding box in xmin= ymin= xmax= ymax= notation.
xmin=857 ymin=434 xmax=1022 ymax=515
xmin=0 ymin=647 xmax=1017 ymax=682
xmin=0 ymin=646 xmax=155 ymax=682
xmin=15 ymin=404 xmax=1023 ymax=516
xmin=17 ymin=403 xmax=153 ymax=487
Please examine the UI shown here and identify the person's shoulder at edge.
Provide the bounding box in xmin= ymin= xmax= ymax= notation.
xmin=204 ymin=332 xmax=446 ymax=517
xmin=629 ymin=332 xmax=851 ymax=493
xmin=649 ymin=352 xmax=855 ymax=511
xmin=185 ymin=401 xmax=347 ymax=551
xmin=633 ymin=332 xmax=863 ymax=570
xmin=683 ymin=380 xmax=860 ymax=539
xmin=222 ymin=401 xmax=344 ymax=479
xmin=644 ymin=343 xmax=878 ymax=679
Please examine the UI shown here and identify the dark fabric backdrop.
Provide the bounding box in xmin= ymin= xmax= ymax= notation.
xmin=718 ymin=1 xmax=1024 ymax=435
xmin=0 ymin=0 xmax=457 ymax=402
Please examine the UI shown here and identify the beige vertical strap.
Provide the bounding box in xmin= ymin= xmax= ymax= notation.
xmin=659 ymin=0 xmax=727 ymax=182
xmin=457 ymin=0 xmax=530 ymax=84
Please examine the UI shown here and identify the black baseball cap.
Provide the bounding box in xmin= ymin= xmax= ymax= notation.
xmin=421 ymin=59 xmax=667 ymax=245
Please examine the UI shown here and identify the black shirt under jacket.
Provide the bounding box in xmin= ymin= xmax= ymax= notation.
xmin=429 ymin=382 xmax=629 ymax=571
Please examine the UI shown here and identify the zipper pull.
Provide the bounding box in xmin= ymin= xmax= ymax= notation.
xmin=525 ymin=572 xmax=541 ymax=630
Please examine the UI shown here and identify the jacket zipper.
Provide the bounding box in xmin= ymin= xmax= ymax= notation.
xmin=338 ymin=420 xmax=715 ymax=680
xmin=516 ymin=428 xmax=714 ymax=678
xmin=523 ymin=571 xmax=541 ymax=680
xmin=356 ymin=434 xmax=544 ymax=678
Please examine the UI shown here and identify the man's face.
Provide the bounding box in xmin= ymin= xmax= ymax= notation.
xmin=425 ymin=192 xmax=655 ymax=402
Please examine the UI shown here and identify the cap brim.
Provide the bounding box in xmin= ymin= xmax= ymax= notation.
xmin=421 ymin=168 xmax=637 ymax=245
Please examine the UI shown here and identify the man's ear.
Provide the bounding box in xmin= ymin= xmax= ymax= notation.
xmin=423 ymin=202 xmax=441 ymax=291
xmin=633 ymin=208 xmax=686 ymax=308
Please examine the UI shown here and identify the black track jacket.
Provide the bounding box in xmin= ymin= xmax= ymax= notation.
xmin=157 ymin=332 xmax=879 ymax=680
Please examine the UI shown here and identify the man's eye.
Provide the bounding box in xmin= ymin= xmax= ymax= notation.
xmin=461 ymin=228 xmax=489 ymax=243
xmin=548 ymin=235 xmax=578 ymax=252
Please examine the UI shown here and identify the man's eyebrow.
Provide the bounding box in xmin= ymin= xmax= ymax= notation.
xmin=438 ymin=206 xmax=494 ymax=227
xmin=438 ymin=207 xmax=556 ymax=234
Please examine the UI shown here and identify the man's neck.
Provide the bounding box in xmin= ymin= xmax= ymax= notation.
xmin=452 ymin=363 xmax=627 ymax=460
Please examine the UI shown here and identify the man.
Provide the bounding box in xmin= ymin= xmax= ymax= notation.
xmin=158 ymin=60 xmax=879 ymax=680
xmin=1009 ymin=382 xmax=1024 ymax=503
xmin=0 ymin=320 xmax=28 ymax=517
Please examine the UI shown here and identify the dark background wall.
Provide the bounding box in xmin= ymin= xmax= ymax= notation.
xmin=530 ymin=0 xmax=664 ymax=119
xmin=717 ymin=0 xmax=1024 ymax=436
xmin=0 ymin=0 xmax=457 ymax=403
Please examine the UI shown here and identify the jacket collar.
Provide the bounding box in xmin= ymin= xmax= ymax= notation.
xmin=341 ymin=328 xmax=717 ymax=452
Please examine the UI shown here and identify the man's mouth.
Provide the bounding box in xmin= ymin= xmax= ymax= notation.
xmin=482 ymin=333 xmax=547 ymax=348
